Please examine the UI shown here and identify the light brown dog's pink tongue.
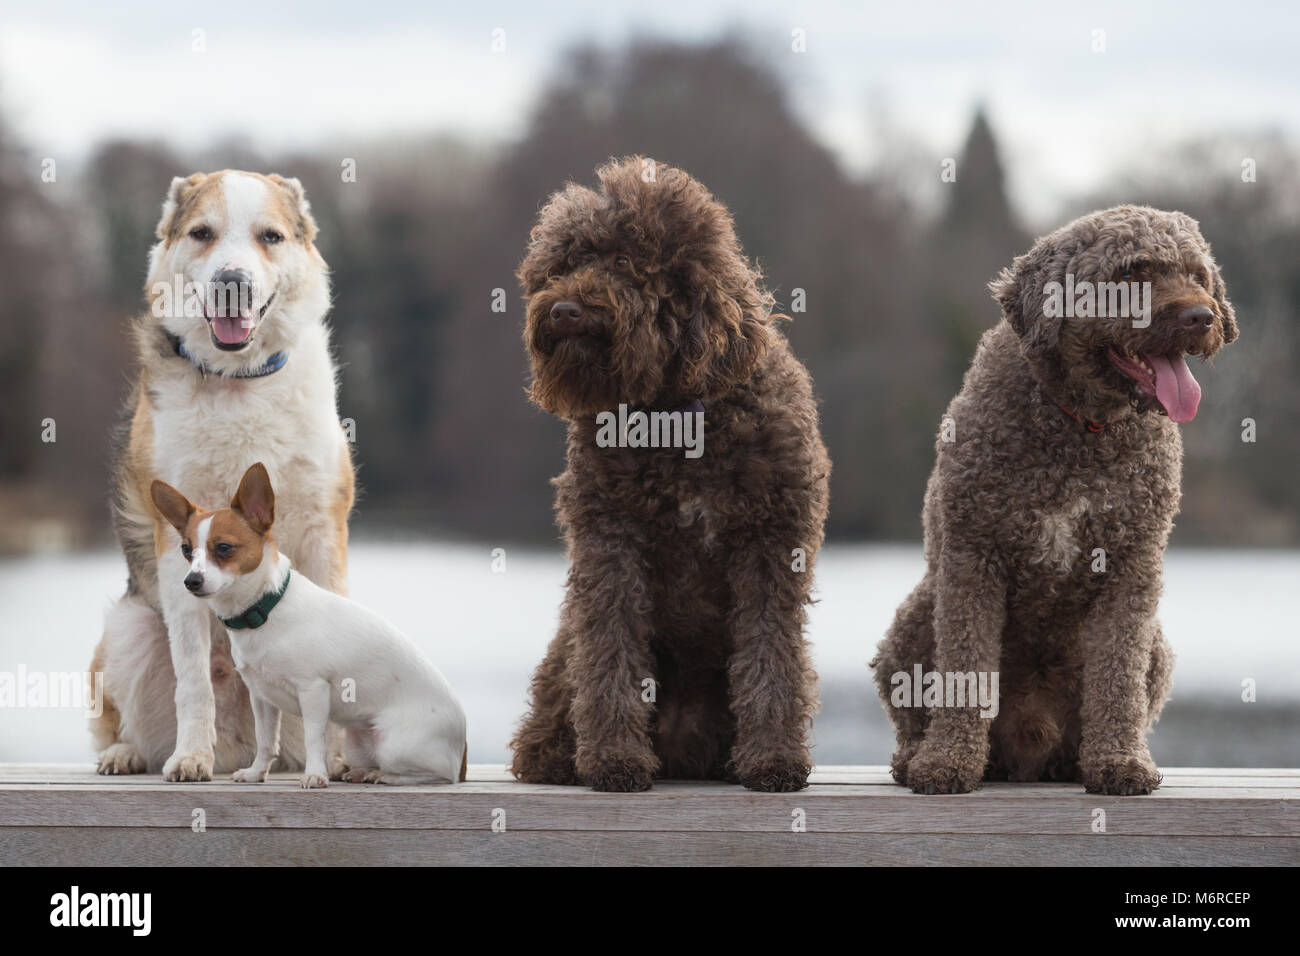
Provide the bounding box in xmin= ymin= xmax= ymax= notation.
xmin=1146 ymin=353 xmax=1201 ymax=422
xmin=212 ymin=315 xmax=251 ymax=346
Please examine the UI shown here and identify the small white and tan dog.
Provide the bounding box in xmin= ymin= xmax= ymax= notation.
xmin=90 ymin=170 xmax=354 ymax=781
xmin=150 ymin=463 xmax=468 ymax=787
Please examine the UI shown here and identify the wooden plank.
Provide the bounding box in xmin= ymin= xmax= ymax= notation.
xmin=1 ymin=827 xmax=1293 ymax=866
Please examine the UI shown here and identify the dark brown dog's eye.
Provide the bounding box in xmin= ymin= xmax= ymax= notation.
xmin=189 ymin=226 xmax=213 ymax=242
xmin=615 ymin=255 xmax=630 ymax=268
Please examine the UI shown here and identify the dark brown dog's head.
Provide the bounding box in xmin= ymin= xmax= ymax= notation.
xmin=519 ymin=156 xmax=773 ymax=419
xmin=990 ymin=205 xmax=1237 ymax=424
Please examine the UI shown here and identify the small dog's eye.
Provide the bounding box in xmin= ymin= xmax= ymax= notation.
xmin=215 ymin=542 xmax=234 ymax=557
xmin=180 ymin=543 xmax=193 ymax=560
xmin=615 ymin=255 xmax=630 ymax=268
xmin=260 ymin=230 xmax=284 ymax=245
xmin=189 ymin=226 xmax=213 ymax=242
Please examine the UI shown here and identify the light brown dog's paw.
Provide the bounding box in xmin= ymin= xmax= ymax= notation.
xmin=231 ymin=766 xmax=268 ymax=783
xmin=583 ymin=760 xmax=654 ymax=793
xmin=1081 ymin=752 xmax=1162 ymax=795
xmin=299 ymin=772 xmax=329 ymax=789
xmin=327 ymin=751 xmax=349 ymax=780
xmin=162 ymin=751 xmax=213 ymax=782
xmin=905 ymin=748 xmax=984 ymax=795
xmin=97 ymin=743 xmax=146 ymax=775
xmin=340 ymin=769 xmax=374 ymax=783
xmin=735 ymin=759 xmax=811 ymax=793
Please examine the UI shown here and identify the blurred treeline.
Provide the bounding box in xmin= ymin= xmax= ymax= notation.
xmin=1 ymin=40 xmax=1296 ymax=552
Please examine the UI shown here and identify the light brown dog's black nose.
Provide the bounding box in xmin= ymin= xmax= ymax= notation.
xmin=1178 ymin=304 xmax=1214 ymax=329
xmin=549 ymin=301 xmax=583 ymax=324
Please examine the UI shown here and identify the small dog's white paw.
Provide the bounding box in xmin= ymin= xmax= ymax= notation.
xmin=299 ymin=772 xmax=329 ymax=789
xmin=163 ymin=751 xmax=213 ymax=782
xmin=232 ymin=766 xmax=268 ymax=783
xmin=97 ymin=742 xmax=146 ymax=775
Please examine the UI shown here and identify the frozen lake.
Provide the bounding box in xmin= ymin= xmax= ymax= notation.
xmin=1 ymin=543 xmax=1296 ymax=767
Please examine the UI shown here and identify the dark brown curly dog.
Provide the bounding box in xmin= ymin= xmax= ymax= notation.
xmin=509 ymin=157 xmax=830 ymax=793
xmin=871 ymin=205 xmax=1237 ymax=796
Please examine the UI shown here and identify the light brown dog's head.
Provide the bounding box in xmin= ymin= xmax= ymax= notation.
xmin=150 ymin=463 xmax=276 ymax=599
xmin=518 ymin=156 xmax=774 ymax=420
xmin=990 ymin=205 xmax=1237 ymax=423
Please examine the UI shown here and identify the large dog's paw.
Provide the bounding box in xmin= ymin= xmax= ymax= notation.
xmin=299 ymin=772 xmax=329 ymax=789
xmin=583 ymin=759 xmax=654 ymax=793
xmin=1081 ymin=751 xmax=1162 ymax=796
xmin=97 ymin=742 xmax=146 ymax=775
xmin=735 ymin=759 xmax=811 ymax=793
xmin=162 ymin=750 xmax=213 ymax=782
xmin=231 ymin=766 xmax=268 ymax=783
xmin=905 ymin=747 xmax=984 ymax=795
xmin=326 ymin=750 xmax=349 ymax=781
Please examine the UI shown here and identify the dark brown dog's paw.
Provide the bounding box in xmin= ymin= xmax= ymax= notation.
xmin=585 ymin=760 xmax=654 ymax=793
xmin=1081 ymin=752 xmax=1162 ymax=796
xmin=888 ymin=742 xmax=921 ymax=785
xmin=736 ymin=760 xmax=811 ymax=793
xmin=510 ymin=753 xmax=579 ymax=786
xmin=905 ymin=748 xmax=983 ymax=795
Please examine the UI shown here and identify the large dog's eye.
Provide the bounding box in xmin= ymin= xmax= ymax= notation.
xmin=180 ymin=543 xmax=193 ymax=560
xmin=189 ymin=226 xmax=213 ymax=243
xmin=214 ymin=542 xmax=234 ymax=558
xmin=260 ymin=229 xmax=284 ymax=245
xmin=614 ymin=255 xmax=631 ymax=268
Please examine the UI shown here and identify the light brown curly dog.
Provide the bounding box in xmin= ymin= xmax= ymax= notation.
xmin=509 ymin=157 xmax=831 ymax=793
xmin=871 ymin=205 xmax=1237 ymax=795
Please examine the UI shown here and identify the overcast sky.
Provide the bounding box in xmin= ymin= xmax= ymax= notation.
xmin=1 ymin=0 xmax=1296 ymax=220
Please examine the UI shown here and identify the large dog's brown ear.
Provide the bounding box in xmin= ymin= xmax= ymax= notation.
xmin=155 ymin=173 xmax=206 ymax=241
xmin=267 ymin=174 xmax=320 ymax=245
xmin=680 ymin=280 xmax=773 ymax=398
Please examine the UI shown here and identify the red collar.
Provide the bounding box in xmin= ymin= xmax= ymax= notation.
xmin=1055 ymin=402 xmax=1107 ymax=433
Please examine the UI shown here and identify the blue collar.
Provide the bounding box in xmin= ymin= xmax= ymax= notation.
xmin=170 ymin=334 xmax=289 ymax=379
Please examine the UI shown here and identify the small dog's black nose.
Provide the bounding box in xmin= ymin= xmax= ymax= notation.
xmin=184 ymin=572 xmax=204 ymax=593
xmin=1178 ymin=304 xmax=1214 ymax=329
xmin=549 ymin=301 xmax=583 ymax=324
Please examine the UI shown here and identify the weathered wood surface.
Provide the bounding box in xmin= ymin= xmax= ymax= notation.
xmin=1 ymin=764 xmax=1296 ymax=866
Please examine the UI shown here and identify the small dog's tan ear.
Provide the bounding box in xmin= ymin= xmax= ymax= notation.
xmin=267 ymin=174 xmax=319 ymax=244
xmin=150 ymin=480 xmax=196 ymax=537
xmin=231 ymin=463 xmax=275 ymax=535
xmin=156 ymin=173 xmax=206 ymax=241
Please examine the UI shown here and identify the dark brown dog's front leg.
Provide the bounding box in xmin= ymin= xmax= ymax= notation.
xmin=1078 ymin=550 xmax=1165 ymax=795
xmin=564 ymin=532 xmax=660 ymax=792
xmin=725 ymin=543 xmax=818 ymax=792
xmin=905 ymin=547 xmax=1006 ymax=794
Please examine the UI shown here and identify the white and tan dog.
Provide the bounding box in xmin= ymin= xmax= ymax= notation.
xmin=89 ymin=170 xmax=354 ymax=781
xmin=149 ymin=464 xmax=467 ymax=787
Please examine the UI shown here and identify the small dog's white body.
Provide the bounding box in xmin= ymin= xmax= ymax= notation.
xmin=219 ymin=553 xmax=467 ymax=787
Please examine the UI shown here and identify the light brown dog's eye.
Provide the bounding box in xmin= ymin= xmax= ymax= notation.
xmin=260 ymin=229 xmax=284 ymax=245
xmin=189 ymin=226 xmax=213 ymax=242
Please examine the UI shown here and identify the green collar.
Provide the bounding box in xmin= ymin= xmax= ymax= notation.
xmin=221 ymin=571 xmax=290 ymax=630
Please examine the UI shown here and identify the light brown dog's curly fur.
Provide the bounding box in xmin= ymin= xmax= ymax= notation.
xmin=871 ymin=205 xmax=1237 ymax=796
xmin=509 ymin=157 xmax=831 ymax=793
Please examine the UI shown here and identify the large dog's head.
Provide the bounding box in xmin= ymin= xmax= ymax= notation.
xmin=519 ymin=157 xmax=774 ymax=419
xmin=990 ymin=205 xmax=1237 ymax=424
xmin=147 ymin=170 xmax=328 ymax=372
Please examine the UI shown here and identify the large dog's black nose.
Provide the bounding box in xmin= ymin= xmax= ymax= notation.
xmin=184 ymin=572 xmax=204 ymax=593
xmin=210 ymin=269 xmax=253 ymax=317
xmin=1178 ymin=304 xmax=1214 ymax=330
xmin=549 ymin=301 xmax=583 ymax=325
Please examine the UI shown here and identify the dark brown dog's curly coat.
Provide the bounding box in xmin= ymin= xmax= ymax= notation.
xmin=872 ymin=205 xmax=1237 ymax=796
xmin=509 ymin=157 xmax=830 ymax=793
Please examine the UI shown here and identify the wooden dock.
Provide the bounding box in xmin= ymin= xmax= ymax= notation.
xmin=1 ymin=764 xmax=1296 ymax=866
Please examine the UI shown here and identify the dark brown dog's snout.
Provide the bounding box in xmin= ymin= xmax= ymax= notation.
xmin=549 ymin=301 xmax=583 ymax=325
xmin=1177 ymin=304 xmax=1214 ymax=331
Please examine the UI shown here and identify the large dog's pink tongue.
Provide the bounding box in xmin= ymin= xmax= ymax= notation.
xmin=1146 ymin=353 xmax=1201 ymax=422
xmin=212 ymin=315 xmax=252 ymax=346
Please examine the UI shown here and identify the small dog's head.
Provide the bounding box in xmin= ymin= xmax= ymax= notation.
xmin=990 ymin=205 xmax=1237 ymax=423
xmin=519 ymin=156 xmax=774 ymax=419
xmin=147 ymin=171 xmax=328 ymax=369
xmin=150 ymin=463 xmax=276 ymax=599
